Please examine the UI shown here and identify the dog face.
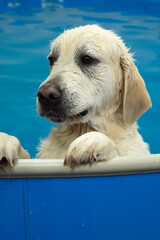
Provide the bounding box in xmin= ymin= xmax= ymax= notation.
xmin=37 ymin=25 xmax=151 ymax=125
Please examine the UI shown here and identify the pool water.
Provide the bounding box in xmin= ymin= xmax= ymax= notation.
xmin=0 ymin=0 xmax=160 ymax=157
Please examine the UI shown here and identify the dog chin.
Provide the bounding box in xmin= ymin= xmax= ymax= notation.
xmin=66 ymin=114 xmax=90 ymax=125
xmin=43 ymin=109 xmax=90 ymax=125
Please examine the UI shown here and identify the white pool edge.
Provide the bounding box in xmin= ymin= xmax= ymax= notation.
xmin=0 ymin=154 xmax=160 ymax=178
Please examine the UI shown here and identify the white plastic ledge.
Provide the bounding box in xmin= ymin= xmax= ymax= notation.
xmin=0 ymin=154 xmax=160 ymax=178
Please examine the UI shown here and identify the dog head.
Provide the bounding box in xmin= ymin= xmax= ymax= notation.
xmin=37 ymin=25 xmax=151 ymax=125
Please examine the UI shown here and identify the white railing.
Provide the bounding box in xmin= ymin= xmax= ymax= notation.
xmin=0 ymin=154 xmax=160 ymax=178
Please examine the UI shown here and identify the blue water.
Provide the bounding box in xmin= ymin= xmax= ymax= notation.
xmin=0 ymin=0 xmax=160 ymax=157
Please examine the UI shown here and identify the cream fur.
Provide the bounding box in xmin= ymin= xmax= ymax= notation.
xmin=0 ymin=25 xmax=151 ymax=167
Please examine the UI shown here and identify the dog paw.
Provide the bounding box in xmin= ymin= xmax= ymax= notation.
xmin=0 ymin=132 xmax=31 ymax=168
xmin=64 ymin=131 xmax=119 ymax=168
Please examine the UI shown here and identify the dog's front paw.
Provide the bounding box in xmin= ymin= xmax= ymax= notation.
xmin=64 ymin=131 xmax=119 ymax=168
xmin=0 ymin=132 xmax=31 ymax=168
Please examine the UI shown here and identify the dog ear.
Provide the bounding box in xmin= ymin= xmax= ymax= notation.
xmin=120 ymin=56 xmax=151 ymax=125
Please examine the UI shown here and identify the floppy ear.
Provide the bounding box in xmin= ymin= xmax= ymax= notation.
xmin=120 ymin=56 xmax=151 ymax=125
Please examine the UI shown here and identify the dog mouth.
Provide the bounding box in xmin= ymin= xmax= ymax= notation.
xmin=75 ymin=110 xmax=88 ymax=117
xmin=67 ymin=109 xmax=89 ymax=123
xmin=39 ymin=107 xmax=89 ymax=124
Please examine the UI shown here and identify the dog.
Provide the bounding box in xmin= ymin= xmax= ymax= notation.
xmin=0 ymin=25 xmax=151 ymax=168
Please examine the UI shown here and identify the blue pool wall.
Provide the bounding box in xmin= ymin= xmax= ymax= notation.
xmin=1 ymin=173 xmax=160 ymax=240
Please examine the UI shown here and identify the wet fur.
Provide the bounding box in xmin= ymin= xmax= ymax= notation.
xmin=37 ymin=25 xmax=151 ymax=163
xmin=0 ymin=25 xmax=151 ymax=168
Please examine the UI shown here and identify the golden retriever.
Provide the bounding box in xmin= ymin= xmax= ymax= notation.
xmin=0 ymin=25 xmax=151 ymax=168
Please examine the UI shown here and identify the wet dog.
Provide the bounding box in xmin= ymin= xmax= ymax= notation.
xmin=0 ymin=25 xmax=151 ymax=167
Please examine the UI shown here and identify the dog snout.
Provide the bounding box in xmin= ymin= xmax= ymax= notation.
xmin=37 ymin=85 xmax=61 ymax=105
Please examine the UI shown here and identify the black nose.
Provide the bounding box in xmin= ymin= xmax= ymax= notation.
xmin=37 ymin=85 xmax=61 ymax=105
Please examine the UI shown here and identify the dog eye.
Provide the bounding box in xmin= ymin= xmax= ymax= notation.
xmin=81 ymin=55 xmax=94 ymax=65
xmin=48 ymin=56 xmax=57 ymax=66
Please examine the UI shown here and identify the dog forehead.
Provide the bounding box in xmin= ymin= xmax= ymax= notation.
xmin=51 ymin=28 xmax=108 ymax=57
xmin=52 ymin=27 xmax=103 ymax=50
xmin=50 ymin=25 xmax=126 ymax=61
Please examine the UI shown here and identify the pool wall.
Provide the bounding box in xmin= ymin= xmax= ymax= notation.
xmin=1 ymin=155 xmax=160 ymax=240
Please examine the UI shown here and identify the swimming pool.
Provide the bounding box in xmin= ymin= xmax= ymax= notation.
xmin=0 ymin=1 xmax=160 ymax=240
